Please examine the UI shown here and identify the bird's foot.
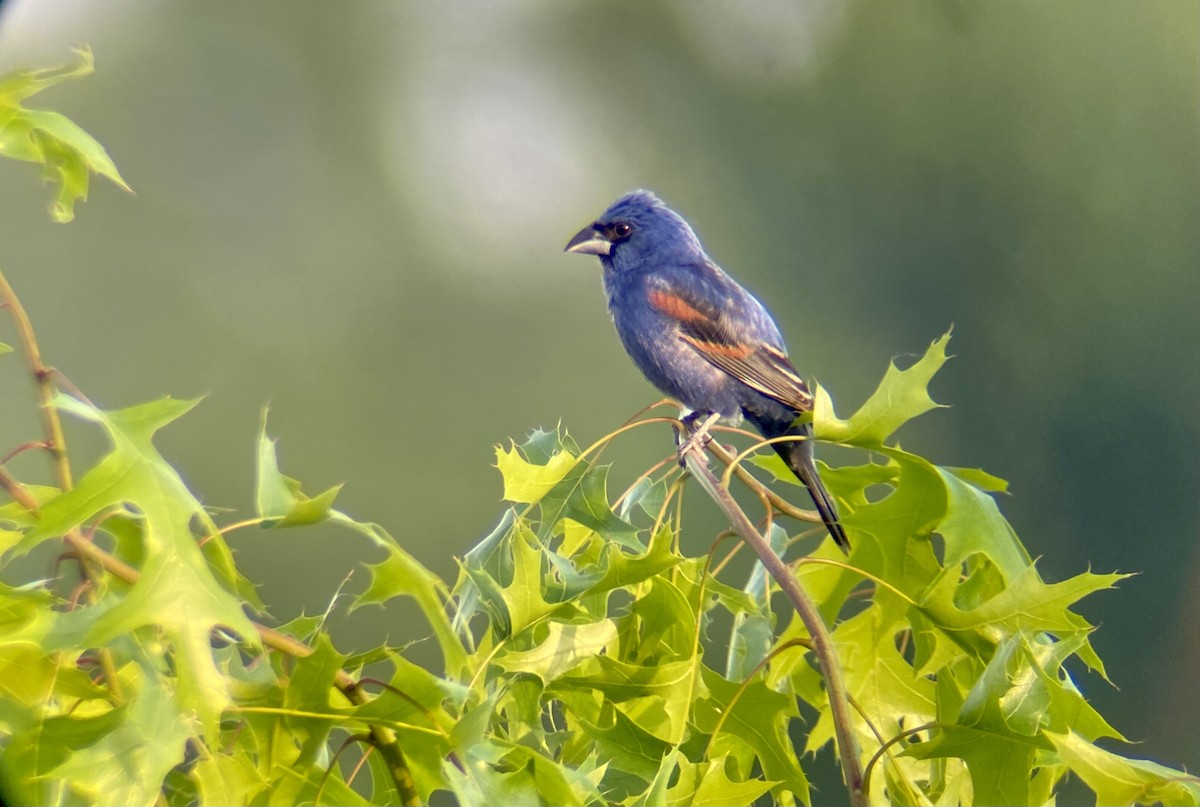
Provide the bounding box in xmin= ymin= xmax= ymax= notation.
xmin=676 ymin=412 xmax=722 ymax=467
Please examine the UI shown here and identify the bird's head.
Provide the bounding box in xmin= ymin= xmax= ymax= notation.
xmin=564 ymin=190 xmax=704 ymax=272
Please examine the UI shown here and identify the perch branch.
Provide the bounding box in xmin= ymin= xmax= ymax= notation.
xmin=681 ymin=444 xmax=865 ymax=806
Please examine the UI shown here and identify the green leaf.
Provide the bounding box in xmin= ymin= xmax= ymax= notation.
xmin=696 ymin=667 xmax=809 ymax=804
xmin=0 ymin=47 xmax=132 ymax=222
xmin=192 ymin=753 xmax=267 ymax=807
xmin=841 ymin=448 xmax=944 ymax=595
xmin=444 ymin=740 xmax=603 ymax=807
xmin=1046 ymin=730 xmax=1200 ymax=807
xmin=664 ymin=754 xmax=776 ymax=807
xmin=538 ymin=455 xmax=640 ymax=548
xmin=572 ymin=706 xmax=670 ymax=783
xmin=905 ymin=725 xmax=1039 ymax=807
xmin=344 ymin=512 xmax=467 ymax=675
xmin=726 ymin=524 xmax=786 ymax=680
xmin=1023 ymin=633 xmax=1124 ymax=742
xmin=937 ymin=466 xmax=1030 ymax=582
xmin=496 ymin=440 xmax=578 ymax=504
xmin=626 ymin=576 xmax=702 ymax=663
xmin=918 ymin=563 xmax=1129 ymax=657
xmin=807 ymin=601 xmax=935 ymax=756
xmin=351 ymin=652 xmax=459 ymax=800
xmin=0 ymin=341 xmax=12 ymax=355
xmin=554 ymin=655 xmax=701 ymax=745
xmin=40 ymin=667 xmax=189 ymax=805
xmin=494 ymin=619 xmax=618 ymax=683
xmin=255 ymin=411 xmax=343 ymax=526
xmin=463 ymin=519 xmax=558 ymax=637
xmin=29 ymin=395 xmax=258 ymax=739
xmin=814 ymin=331 xmax=951 ymax=447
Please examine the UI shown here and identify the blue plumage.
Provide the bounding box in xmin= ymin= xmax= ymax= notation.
xmin=565 ymin=190 xmax=849 ymax=552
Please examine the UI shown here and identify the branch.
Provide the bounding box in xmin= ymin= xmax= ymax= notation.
xmin=706 ymin=438 xmax=821 ymax=524
xmin=0 ymin=269 xmax=73 ymax=491
xmin=681 ymin=447 xmax=866 ymax=807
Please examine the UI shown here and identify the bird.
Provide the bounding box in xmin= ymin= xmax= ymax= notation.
xmin=564 ymin=190 xmax=849 ymax=553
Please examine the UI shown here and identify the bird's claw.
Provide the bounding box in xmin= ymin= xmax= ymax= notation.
xmin=675 ymin=411 xmax=721 ymax=468
xmin=676 ymin=430 xmax=712 ymax=467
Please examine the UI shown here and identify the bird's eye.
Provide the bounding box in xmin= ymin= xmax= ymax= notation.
xmin=611 ymin=222 xmax=633 ymax=240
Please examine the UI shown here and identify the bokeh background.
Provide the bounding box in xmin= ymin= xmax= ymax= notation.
xmin=1 ymin=0 xmax=1197 ymax=793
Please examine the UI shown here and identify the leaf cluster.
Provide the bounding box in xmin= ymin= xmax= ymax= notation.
xmin=0 ymin=335 xmax=1195 ymax=805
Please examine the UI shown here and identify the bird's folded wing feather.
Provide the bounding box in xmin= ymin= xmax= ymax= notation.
xmin=647 ymin=277 xmax=813 ymax=412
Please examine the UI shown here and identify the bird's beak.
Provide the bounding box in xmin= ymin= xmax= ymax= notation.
xmin=564 ymin=225 xmax=612 ymax=256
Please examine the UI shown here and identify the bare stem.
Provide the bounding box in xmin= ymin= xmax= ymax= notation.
xmin=0 ymin=269 xmax=73 ymax=491
xmin=705 ymin=439 xmax=820 ymax=524
xmin=682 ymin=447 xmax=866 ymax=806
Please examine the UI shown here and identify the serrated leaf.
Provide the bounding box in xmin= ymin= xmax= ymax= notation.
xmin=905 ymin=725 xmax=1039 ymax=807
xmin=41 ymin=668 xmax=190 ymax=805
xmin=574 ymin=706 xmax=670 ymax=782
xmin=1030 ymin=633 xmax=1124 ymax=742
xmin=807 ymin=601 xmax=935 ymax=756
xmin=255 ymin=411 xmax=342 ymax=526
xmin=726 ymin=523 xmax=786 ymax=680
xmin=665 ymin=754 xmax=776 ymax=807
xmin=0 ymin=47 xmax=132 ymax=222
xmin=843 ymin=448 xmax=945 ymax=595
xmin=697 ymin=667 xmax=810 ymax=804
xmin=469 ymin=522 xmax=557 ymax=637
xmin=192 ymin=753 xmax=267 ymax=807
xmin=937 ymin=466 xmax=1029 ymax=581
xmin=627 ymin=576 xmax=701 ymax=663
xmin=351 ymin=652 xmax=458 ymax=800
xmin=445 ymin=740 xmax=602 ymax=807
xmin=814 ymin=331 xmax=951 ymax=447
xmin=918 ymin=563 xmax=1129 ymax=646
xmin=280 ymin=633 xmax=344 ymax=770
xmin=1046 ymin=730 xmax=1200 ymax=806
xmin=496 ymin=441 xmax=578 ymax=504
xmin=494 ymin=619 xmax=618 ymax=683
xmin=958 ymin=634 xmax=1046 ymax=738
xmin=343 ymin=513 xmax=466 ymax=675
xmin=539 ymin=456 xmax=640 ymax=548
xmin=28 ymin=395 xmax=258 ymax=739
xmin=554 ymin=655 xmax=700 ymax=744
xmin=617 ymin=475 xmax=670 ymax=521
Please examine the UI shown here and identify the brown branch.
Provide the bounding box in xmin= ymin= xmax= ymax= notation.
xmin=705 ymin=439 xmax=821 ymax=524
xmin=682 ymin=445 xmax=866 ymax=807
xmin=0 ymin=269 xmax=73 ymax=491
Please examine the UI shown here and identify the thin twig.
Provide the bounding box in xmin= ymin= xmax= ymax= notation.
xmin=682 ymin=446 xmax=866 ymax=806
xmin=860 ymin=721 xmax=942 ymax=801
xmin=0 ymin=270 xmax=73 ymax=491
xmin=705 ymin=440 xmax=821 ymax=524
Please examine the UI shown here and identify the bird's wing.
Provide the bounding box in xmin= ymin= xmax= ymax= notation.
xmin=646 ymin=275 xmax=813 ymax=412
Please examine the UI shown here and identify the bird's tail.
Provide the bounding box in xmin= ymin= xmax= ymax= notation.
xmin=748 ymin=415 xmax=850 ymax=553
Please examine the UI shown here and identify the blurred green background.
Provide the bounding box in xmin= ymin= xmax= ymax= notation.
xmin=1 ymin=0 xmax=1197 ymax=785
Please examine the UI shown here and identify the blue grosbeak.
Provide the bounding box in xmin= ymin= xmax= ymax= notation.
xmin=565 ymin=190 xmax=849 ymax=552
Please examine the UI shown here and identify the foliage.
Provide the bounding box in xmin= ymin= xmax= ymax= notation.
xmin=2 ymin=51 xmax=1198 ymax=807
xmin=0 ymin=47 xmax=131 ymax=222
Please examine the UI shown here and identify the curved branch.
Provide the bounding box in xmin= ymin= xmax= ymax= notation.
xmin=681 ymin=446 xmax=866 ymax=806
xmin=705 ymin=439 xmax=821 ymax=524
